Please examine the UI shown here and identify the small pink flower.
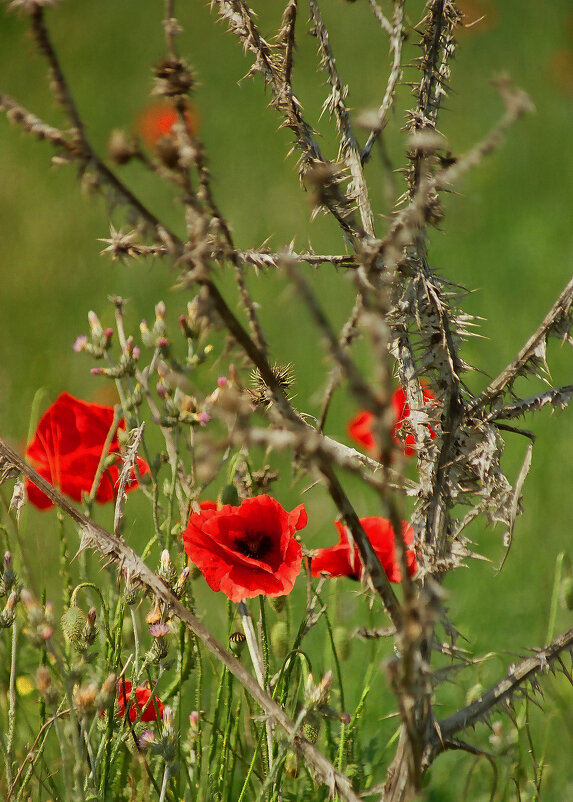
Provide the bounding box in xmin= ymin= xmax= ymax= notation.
xmin=197 ymin=411 xmax=211 ymax=427
xmin=149 ymin=622 xmax=170 ymax=638
xmin=73 ymin=335 xmax=88 ymax=353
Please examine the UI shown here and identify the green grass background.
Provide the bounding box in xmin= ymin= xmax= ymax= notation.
xmin=1 ymin=0 xmax=573 ymax=798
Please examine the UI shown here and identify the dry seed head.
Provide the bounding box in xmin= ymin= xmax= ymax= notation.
xmin=96 ymin=672 xmax=117 ymax=709
xmin=248 ymin=363 xmax=294 ymax=407
xmin=74 ymin=682 xmax=99 ymax=716
xmin=108 ymin=129 xmax=137 ymax=165
xmin=35 ymin=665 xmax=52 ymax=693
xmin=153 ymin=56 xmax=195 ymax=98
xmin=146 ymin=600 xmax=163 ymax=624
xmin=156 ymin=135 xmax=181 ymax=168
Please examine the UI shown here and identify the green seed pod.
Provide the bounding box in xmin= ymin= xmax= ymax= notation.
xmin=270 ymin=621 xmax=289 ymax=660
xmin=333 ymin=626 xmax=352 ymax=661
xmin=61 ymin=606 xmax=86 ymax=646
xmin=229 ymin=631 xmax=246 ymax=657
xmin=302 ymin=711 xmax=321 ymax=744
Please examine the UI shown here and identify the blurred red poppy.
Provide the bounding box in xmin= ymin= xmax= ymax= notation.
xmin=25 ymin=392 xmax=148 ymax=509
xmin=135 ymin=101 xmax=198 ymax=148
xmin=182 ymin=494 xmax=306 ymax=602
xmin=116 ymin=679 xmax=164 ymax=722
xmin=311 ymin=517 xmax=417 ymax=583
xmin=348 ymin=384 xmax=437 ymax=457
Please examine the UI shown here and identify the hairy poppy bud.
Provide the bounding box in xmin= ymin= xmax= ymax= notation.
xmin=219 ymin=484 xmax=240 ymax=507
xmin=270 ymin=621 xmax=289 ymax=660
xmin=61 ymin=606 xmax=86 ymax=646
xmin=333 ymin=626 xmax=352 ymax=661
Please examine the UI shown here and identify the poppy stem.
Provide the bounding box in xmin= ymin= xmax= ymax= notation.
xmin=239 ymin=600 xmax=274 ymax=771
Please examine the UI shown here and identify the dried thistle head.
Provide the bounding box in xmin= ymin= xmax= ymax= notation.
xmin=248 ymin=363 xmax=294 ymax=407
xmin=107 ymin=129 xmax=138 ymax=165
xmin=153 ymin=56 xmax=195 ymax=98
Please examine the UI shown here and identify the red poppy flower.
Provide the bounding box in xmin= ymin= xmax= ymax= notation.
xmin=116 ymin=679 xmax=164 ymax=722
xmin=135 ymin=101 xmax=198 ymax=148
xmin=311 ymin=517 xmax=417 ymax=583
xmin=347 ymin=384 xmax=437 ymax=457
xmin=25 ymin=392 xmax=148 ymax=509
xmin=182 ymin=494 xmax=306 ymax=602
xmin=199 ymin=500 xmax=218 ymax=511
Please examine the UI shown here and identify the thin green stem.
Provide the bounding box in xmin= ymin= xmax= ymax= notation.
xmin=6 ymin=618 xmax=18 ymax=788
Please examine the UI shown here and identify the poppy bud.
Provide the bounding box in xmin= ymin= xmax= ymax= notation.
xmin=219 ymin=484 xmax=240 ymax=507
xmin=333 ymin=626 xmax=352 ymax=661
xmin=270 ymin=621 xmax=289 ymax=660
xmin=61 ymin=605 xmax=87 ymax=646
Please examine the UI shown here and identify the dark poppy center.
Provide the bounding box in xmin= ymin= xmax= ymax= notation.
xmin=235 ymin=532 xmax=272 ymax=560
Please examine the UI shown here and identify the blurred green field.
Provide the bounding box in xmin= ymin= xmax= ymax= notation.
xmin=2 ymin=0 xmax=573 ymax=798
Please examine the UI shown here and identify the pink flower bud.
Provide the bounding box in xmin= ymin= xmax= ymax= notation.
xmin=73 ymin=335 xmax=88 ymax=353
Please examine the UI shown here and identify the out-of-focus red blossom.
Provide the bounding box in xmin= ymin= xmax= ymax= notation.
xmin=135 ymin=101 xmax=198 ymax=148
xmin=311 ymin=517 xmax=417 ymax=583
xmin=198 ymin=500 xmax=218 ymax=511
xmin=182 ymin=494 xmax=306 ymax=602
xmin=116 ymin=679 xmax=164 ymax=722
xmin=25 ymin=392 xmax=149 ymax=509
xmin=547 ymin=49 xmax=573 ymax=95
xmin=347 ymin=384 xmax=437 ymax=457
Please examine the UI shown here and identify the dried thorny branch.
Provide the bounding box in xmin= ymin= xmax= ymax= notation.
xmin=3 ymin=1 xmax=573 ymax=800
